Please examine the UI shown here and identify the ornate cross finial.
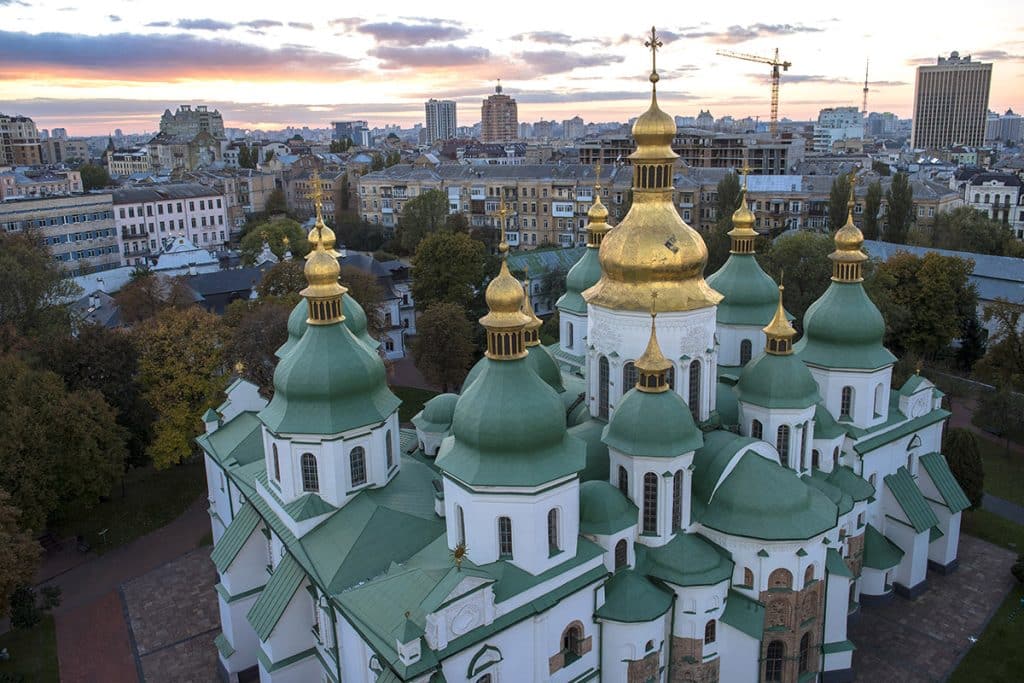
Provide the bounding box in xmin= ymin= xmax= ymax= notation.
xmin=644 ymin=26 xmax=663 ymax=84
xmin=305 ymin=170 xmax=325 ymax=226
xmin=847 ymin=170 xmax=858 ymax=207
xmin=496 ymin=197 xmax=508 ymax=254
xmin=594 ymin=162 xmax=602 ymax=191
xmin=739 ymin=165 xmax=752 ymax=191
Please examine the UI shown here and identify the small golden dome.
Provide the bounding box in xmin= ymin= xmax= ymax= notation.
xmin=480 ymin=259 xmax=530 ymax=330
xmin=635 ymin=301 xmax=672 ymax=393
xmin=729 ymin=188 xmax=757 ymax=233
xmin=828 ymin=184 xmax=868 ymax=282
xmin=631 ymin=95 xmax=677 ymax=156
xmin=301 ymin=243 xmax=346 ymax=300
xmin=588 ymin=192 xmax=609 ymax=223
xmin=306 ymin=221 xmax=341 ymax=258
xmin=762 ymin=284 xmax=796 ymax=355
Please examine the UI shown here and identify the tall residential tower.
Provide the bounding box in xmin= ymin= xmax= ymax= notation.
xmin=481 ymin=82 xmax=518 ymax=143
xmin=912 ymin=52 xmax=991 ymax=149
xmin=424 ymin=99 xmax=457 ymax=143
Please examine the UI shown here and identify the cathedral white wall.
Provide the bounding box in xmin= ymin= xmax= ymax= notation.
xmin=583 ymin=529 xmax=637 ymax=573
xmin=860 ymin=566 xmax=889 ymax=596
xmin=607 ymin=450 xmax=693 ymax=546
xmin=220 ymin=530 xmax=270 ymax=597
xmin=670 ymin=580 xmax=728 ymax=642
xmin=220 ymin=379 xmax=267 ymax=423
xmin=257 ymin=654 xmax=321 ymax=683
xmin=260 ymin=580 xmax=315 ymax=665
xmin=885 ymin=522 xmax=929 ymax=590
xmin=823 ymin=573 xmax=851 ymax=649
xmin=599 ymin=618 xmax=669 ymax=683
xmin=927 ymin=508 xmax=961 ymax=567
xmin=587 ymin=305 xmax=717 ymax=421
xmin=560 ymin=309 xmax=588 ymax=358
xmin=218 ymin=591 xmax=261 ymax=674
xmin=337 ymin=616 xmax=376 ymax=683
xmin=205 ymin=455 xmax=232 ymax=544
xmin=737 ymin=403 xmax=816 ymax=473
xmin=807 ymin=365 xmax=893 ymax=429
xmin=718 ymin=622 xmax=761 ymax=683
xmin=717 ymin=323 xmax=764 ymax=368
xmin=810 ymin=436 xmax=846 ymax=474
xmin=704 ymin=530 xmax=828 ymax=600
xmin=415 ymin=428 xmax=445 ymax=457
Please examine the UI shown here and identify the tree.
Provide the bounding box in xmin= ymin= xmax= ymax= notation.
xmin=705 ymin=173 xmax=741 ymax=274
xmin=929 ymin=207 xmax=1024 ymax=257
xmin=264 ymin=150 xmax=276 ymax=163
xmin=240 ymin=218 xmax=308 ymax=264
xmin=223 ymin=298 xmax=292 ymax=397
xmin=0 ymin=489 xmax=41 ymax=618
xmin=257 ymin=260 xmax=306 ymax=298
xmin=976 ymin=300 xmax=1024 ymax=391
xmin=1013 ymin=555 xmax=1024 ymax=585
xmin=757 ymin=232 xmax=834 ymax=326
xmin=135 ymin=307 xmax=226 ymax=468
xmin=78 ymin=163 xmax=111 ymax=190
xmin=942 ymin=428 xmax=984 ymax=509
xmin=237 ymin=145 xmax=252 ymax=169
xmin=329 ymin=139 xmax=352 ymax=154
xmin=412 ymin=303 xmax=475 ymax=392
xmin=340 ymin=265 xmax=385 ymax=337
xmin=0 ymin=355 xmax=126 ymax=531
xmin=863 ymin=180 xmax=882 ymax=241
xmin=972 ymin=386 xmax=1024 ymax=455
xmin=539 ymin=265 xmax=569 ymax=311
xmin=828 ymin=174 xmax=852 ymax=231
xmin=0 ymin=232 xmax=79 ymax=347
xmin=371 ymin=154 xmax=384 ymax=171
xmin=716 ymin=172 xmax=741 ymax=221
xmin=884 ymin=172 xmax=914 ymax=244
xmin=115 ymin=272 xmax=196 ymax=324
xmin=264 ymin=187 xmax=288 ymax=215
xmin=871 ymin=160 xmax=891 ymax=176
xmin=956 ymin=314 xmax=987 ymax=373
xmin=397 ymin=189 xmax=457 ymax=253
xmin=412 ymin=231 xmax=488 ymax=312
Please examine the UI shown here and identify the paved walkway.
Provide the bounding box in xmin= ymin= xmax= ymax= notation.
xmin=849 ymin=534 xmax=1017 ymax=682
xmin=948 ymin=396 xmax=1024 ymax=457
xmin=983 ymin=493 xmax=1024 ymax=525
xmin=388 ymin=355 xmax=439 ymax=392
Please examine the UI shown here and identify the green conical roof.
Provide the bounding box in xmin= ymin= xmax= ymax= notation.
xmin=259 ymin=322 xmax=400 ymax=435
xmin=436 ymin=357 xmax=585 ymax=487
xmin=557 ymin=247 xmax=601 ymax=315
xmin=275 ymin=295 xmax=378 ymax=359
xmin=603 ymin=387 xmax=703 ymax=457
xmin=795 ymin=282 xmax=896 ymax=370
xmin=527 ymin=344 xmax=565 ymax=393
xmin=735 ymin=351 xmax=820 ymax=409
xmin=706 ymin=253 xmax=779 ymax=326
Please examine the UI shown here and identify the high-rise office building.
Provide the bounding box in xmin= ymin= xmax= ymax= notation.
xmin=332 ymin=120 xmax=369 ymax=146
xmin=0 ymin=113 xmax=42 ymax=165
xmin=424 ymin=99 xmax=457 ymax=144
xmin=912 ymin=52 xmax=991 ymax=149
xmin=481 ymin=82 xmax=518 ymax=143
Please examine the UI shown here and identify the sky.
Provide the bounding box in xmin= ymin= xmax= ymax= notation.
xmin=1 ymin=0 xmax=1022 ymax=135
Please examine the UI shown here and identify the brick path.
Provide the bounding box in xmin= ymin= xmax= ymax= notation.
xmin=848 ymin=534 xmax=1017 ymax=682
xmin=388 ymin=355 xmax=439 ymax=391
xmin=55 ymin=590 xmax=138 ymax=683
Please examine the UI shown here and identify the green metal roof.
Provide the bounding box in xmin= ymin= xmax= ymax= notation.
xmin=825 ymin=547 xmax=853 ymax=578
xmin=821 ymin=640 xmax=856 ymax=654
xmin=259 ymin=321 xmax=400 ymax=436
xmin=569 ymin=418 xmax=611 ymax=482
xmin=603 ymin=387 xmax=704 ymax=457
xmin=721 ymin=589 xmax=765 ymax=640
xmin=796 ymin=281 xmax=896 ymax=371
xmin=557 ymin=247 xmax=601 ymax=315
xmin=897 ymin=374 xmax=929 ymax=396
xmin=705 ymin=253 xmax=780 ymax=326
xmin=196 ymin=411 xmax=265 ymax=467
xmin=883 ymin=467 xmax=940 ymax=533
xmin=919 ymin=453 xmax=971 ymax=513
xmin=699 ymin=451 xmax=838 ymax=541
xmin=412 ymin=393 xmax=458 ymax=433
xmin=853 ymin=409 xmax=951 ymax=455
xmin=595 ymin=569 xmax=673 ymax=623
xmin=277 ymin=294 xmax=378 ymax=359
xmin=214 ymin=632 xmax=235 ymax=659
xmin=549 ymin=343 xmax=585 ymax=371
xmin=579 ymin=480 xmax=638 ymax=535
xmin=283 ymin=492 xmax=337 ymax=522
xmin=802 ymin=471 xmax=854 ymax=515
xmin=211 ymin=502 xmax=260 ymax=573
xmin=638 ymin=532 xmax=734 ymax=587
xmin=247 ymin=554 xmax=306 ymax=641
xmin=692 ymin=431 xmax=759 ymax=520
xmin=437 ymin=357 xmax=585 ymax=487
xmin=735 ymin=351 xmax=821 ymax=410
xmin=716 ymin=380 xmax=740 ymax=428
xmin=862 ymin=523 xmax=904 ymax=570
xmin=527 ymin=344 xmax=565 ymax=393
xmin=813 ymin=403 xmax=845 ymax=439
xmin=826 ymin=466 xmax=875 ymax=502
xmin=203 ymin=408 xmax=219 ymax=422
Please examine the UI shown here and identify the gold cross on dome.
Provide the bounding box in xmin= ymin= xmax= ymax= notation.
xmin=305 ymin=170 xmax=325 ymax=223
xmin=847 ymin=170 xmax=858 ymax=206
xmin=594 ymin=162 xmax=602 ymax=190
xmin=739 ymin=165 xmax=752 ymax=191
xmin=496 ymin=197 xmax=508 ymax=251
xmin=644 ymin=26 xmax=663 ymax=78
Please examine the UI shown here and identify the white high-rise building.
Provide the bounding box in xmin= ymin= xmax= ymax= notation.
xmin=812 ymin=107 xmax=864 ymax=152
xmin=424 ymin=99 xmax=457 ymax=144
xmin=912 ymin=52 xmax=991 ymax=149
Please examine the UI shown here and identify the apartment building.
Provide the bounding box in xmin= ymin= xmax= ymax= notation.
xmin=481 ymin=83 xmax=518 ymax=143
xmin=912 ymin=52 xmax=991 ymax=149
xmin=112 ymin=184 xmax=229 ymax=267
xmin=0 ymin=167 xmax=83 ymax=201
xmin=0 ymin=114 xmax=42 ymax=166
xmin=40 ymin=138 xmax=89 ymax=165
xmin=106 ymin=148 xmax=153 ymax=177
xmin=424 ymin=99 xmax=457 ymax=143
xmin=962 ymin=172 xmax=1024 ymax=238
xmin=0 ymin=193 xmax=119 ymax=275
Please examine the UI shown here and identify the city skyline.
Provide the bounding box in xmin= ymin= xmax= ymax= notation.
xmin=1 ymin=0 xmax=1022 ymax=135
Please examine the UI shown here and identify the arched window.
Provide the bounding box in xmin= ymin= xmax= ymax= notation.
xmin=799 ymin=422 xmax=808 ymax=470
xmin=704 ymin=620 xmax=716 ymax=644
xmin=562 ymin=623 xmax=583 ymax=659
xmin=743 ymin=567 xmax=754 ymax=587
xmin=688 ymin=360 xmax=701 ymax=420
xmin=666 ymin=365 xmax=675 ymax=390
xmin=643 ymin=473 xmax=658 ymax=534
xmin=598 ymin=357 xmax=609 ymax=420
xmin=840 ymin=386 xmax=853 ymax=419
xmin=623 ymin=362 xmax=638 ymax=391
xmin=812 ymin=449 xmax=820 ymax=469
xmin=799 ymin=632 xmax=810 ymax=673
xmin=768 ymin=568 xmax=793 ymax=589
xmin=301 ymin=453 xmax=319 ymax=492
xmin=350 ymin=447 xmax=367 ymax=487
xmin=547 ymin=508 xmax=559 ymax=553
xmin=672 ymin=471 xmax=683 ymax=532
xmin=455 ymin=505 xmax=466 ymax=546
xmin=750 ymin=419 xmax=763 ymax=440
xmin=618 ymin=466 xmax=629 ymax=497
xmin=385 ymin=431 xmax=394 ymax=469
xmin=974 ymin=193 xmax=980 ymax=203
xmin=566 ymin=321 xmax=573 ymax=348
xmin=740 ymin=339 xmax=753 ymax=365
xmin=497 ymin=517 xmax=513 ymax=558
xmin=832 ymin=447 xmax=840 ymax=468
xmin=615 ymin=539 xmax=628 ymax=571
xmin=766 ymin=641 xmax=785 ymax=681
xmin=804 ymin=565 xmax=815 ymax=585
xmin=776 ymin=425 xmax=790 ymax=467
xmin=645 ymin=640 xmax=655 ymax=652
xmin=984 ymin=193 xmax=990 ymax=204
xmin=272 ymin=444 xmax=280 ymax=481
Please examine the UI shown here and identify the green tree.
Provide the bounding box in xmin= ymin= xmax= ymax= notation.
xmin=340 ymin=265 xmax=386 ymax=337
xmin=78 ymin=163 xmax=111 ymax=190
xmin=135 ymin=307 xmax=226 ymax=468
xmin=863 ymin=180 xmax=883 ymax=241
xmin=223 ymin=298 xmax=292 ymax=397
xmin=257 ymin=260 xmax=306 ymax=298
xmin=0 ymin=489 xmax=41 ymax=618
xmin=829 ymin=174 xmax=852 ymax=231
xmin=716 ymin=172 xmax=741 ymax=220
xmin=884 ymin=172 xmax=914 ymax=243
xmin=240 ymin=218 xmax=308 ymax=264
xmin=930 ymin=206 xmax=1023 ymax=256
xmin=0 ymin=355 xmax=126 ymax=531
xmin=237 ymin=145 xmax=251 ymax=169
xmin=371 ymin=154 xmax=385 ymax=171
xmin=972 ymin=386 xmax=1024 ymax=455
xmin=412 ymin=302 xmax=476 ymax=392
xmin=956 ymin=314 xmax=988 ymax=373
xmin=114 ymin=272 xmax=196 ymax=324
xmin=976 ymin=300 xmax=1024 ymax=391
xmin=398 ymin=189 xmax=459 ymax=253
xmin=0 ymin=232 xmax=79 ymax=347
xmin=871 ymin=160 xmax=891 ymax=176
xmin=411 ymin=231 xmax=488 ymax=312
xmin=757 ymin=232 xmax=834 ymax=325
xmin=941 ymin=428 xmax=984 ymax=509
xmin=265 ymin=187 xmax=288 ymax=215
xmin=329 ymin=139 xmax=352 ymax=153
xmin=385 ymin=151 xmax=402 ymax=167
xmin=705 ymin=173 xmax=741 ymax=274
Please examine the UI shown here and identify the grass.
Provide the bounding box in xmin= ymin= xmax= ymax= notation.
xmin=949 ymin=584 xmax=1024 ymax=683
xmin=54 ymin=461 xmax=206 ymax=554
xmin=976 ymin=437 xmax=1024 ymax=506
xmin=391 ymin=385 xmax=440 ymax=423
xmin=962 ymin=509 xmax=1024 ymax=553
xmin=0 ymin=615 xmax=59 ymax=682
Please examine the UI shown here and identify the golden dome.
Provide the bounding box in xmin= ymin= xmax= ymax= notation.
xmin=632 ymin=95 xmax=677 ymax=156
xmin=306 ymin=221 xmax=341 ymax=258
xmin=762 ymin=284 xmax=796 ymax=355
xmin=588 ymin=191 xmax=610 ymax=224
xmin=829 ymin=179 xmax=868 ymax=282
xmin=586 ymin=166 xmax=611 ymax=247
xmin=480 ymin=259 xmax=530 ymax=330
xmin=301 ymin=242 xmax=346 ymax=302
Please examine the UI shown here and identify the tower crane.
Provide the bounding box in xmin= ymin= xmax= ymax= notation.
xmin=716 ymin=48 xmax=791 ymax=137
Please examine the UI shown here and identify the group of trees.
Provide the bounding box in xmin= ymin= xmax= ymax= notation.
xmin=239 ymin=217 xmax=310 ymax=264
xmin=237 ymin=145 xmax=259 ymax=170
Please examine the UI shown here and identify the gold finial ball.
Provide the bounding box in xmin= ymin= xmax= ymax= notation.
xmin=307 ymin=223 xmax=338 ymax=251
xmin=834 ymin=222 xmax=864 ymax=252
xmin=304 ymin=247 xmax=340 ymax=287
xmin=485 ymin=263 xmax=526 ymax=315
xmin=650 ymin=71 xmax=660 ymax=84
xmin=731 ymin=191 xmax=756 ymax=228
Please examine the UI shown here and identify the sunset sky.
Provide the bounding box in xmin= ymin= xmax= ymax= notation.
xmin=1 ymin=0 xmax=1022 ymax=135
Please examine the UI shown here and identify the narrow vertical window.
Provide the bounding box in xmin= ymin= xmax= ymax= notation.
xmin=740 ymin=339 xmax=752 ymax=365
xmin=547 ymin=508 xmax=559 ymax=553
xmin=272 ymin=444 xmax=280 ymax=481
xmin=643 ymin=473 xmax=658 ymax=534
xmin=301 ymin=453 xmax=319 ymax=492
xmin=498 ymin=516 xmax=513 ymax=558
xmin=456 ymin=505 xmax=466 ymax=546
xmin=598 ymin=356 xmax=609 ymax=420
xmin=840 ymin=386 xmax=853 ymax=419
xmin=615 ymin=539 xmax=628 ymax=571
xmin=566 ymin=321 xmax=573 ymax=348
xmin=385 ymin=431 xmax=394 ymax=469
xmin=704 ymin=620 xmax=716 ymax=645
xmin=672 ymin=470 xmax=683 ymax=532
xmin=799 ymin=633 xmax=810 ymax=673
xmin=751 ymin=419 xmax=763 ymax=440
xmin=350 ymin=446 xmax=366 ymax=487
xmin=766 ymin=641 xmax=784 ymax=681
xmin=777 ymin=425 xmax=791 ymax=467
xmin=799 ymin=422 xmax=808 ymax=470
xmin=618 ymin=465 xmax=629 ymax=497
xmin=623 ymin=362 xmax=638 ymax=391
xmin=688 ymin=360 xmax=701 ymax=420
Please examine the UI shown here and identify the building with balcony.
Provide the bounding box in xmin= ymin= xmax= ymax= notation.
xmin=481 ymin=82 xmax=519 ymax=143
xmin=962 ymin=172 xmax=1024 ymax=238
xmin=0 ymin=167 xmax=83 ymax=201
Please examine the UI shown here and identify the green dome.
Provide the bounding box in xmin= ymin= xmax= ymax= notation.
xmin=796 ymin=282 xmax=896 ymax=370
xmin=716 ymin=380 xmax=740 ymax=428
xmin=579 ymin=480 xmax=637 ymax=535
xmin=411 ymin=393 xmax=458 ymax=433
xmin=527 ymin=345 xmax=565 ymax=393
xmin=569 ymin=418 xmax=610 ymax=481
xmin=436 ymin=357 xmax=586 ymax=487
xmin=595 ymin=570 xmax=673 ymax=623
xmin=706 ymin=253 xmax=779 ymax=326
xmin=260 ymin=321 xmax=400 ymax=435
xmin=735 ymin=352 xmax=820 ymax=409
xmin=275 ymin=298 xmax=309 ymax=359
xmin=463 ymin=356 xmax=485 ymax=390
xmin=638 ymin=532 xmax=734 ymax=587
xmin=275 ymin=295 xmax=377 ymax=359
xmin=699 ymin=451 xmax=837 ymax=541
xmin=603 ymin=388 xmax=703 ymax=457
xmin=557 ymin=247 xmax=601 ymax=315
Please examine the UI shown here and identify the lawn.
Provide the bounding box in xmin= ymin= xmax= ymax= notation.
xmin=962 ymin=509 xmax=1024 ymax=552
xmin=977 ymin=437 xmax=1024 ymax=506
xmin=0 ymin=615 xmax=59 ymax=682
xmin=391 ymin=385 xmax=440 ymax=424
xmin=949 ymin=584 xmax=1024 ymax=683
xmin=54 ymin=460 xmax=206 ymax=553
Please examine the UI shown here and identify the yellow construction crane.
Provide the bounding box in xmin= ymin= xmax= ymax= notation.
xmin=716 ymin=48 xmax=791 ymax=137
